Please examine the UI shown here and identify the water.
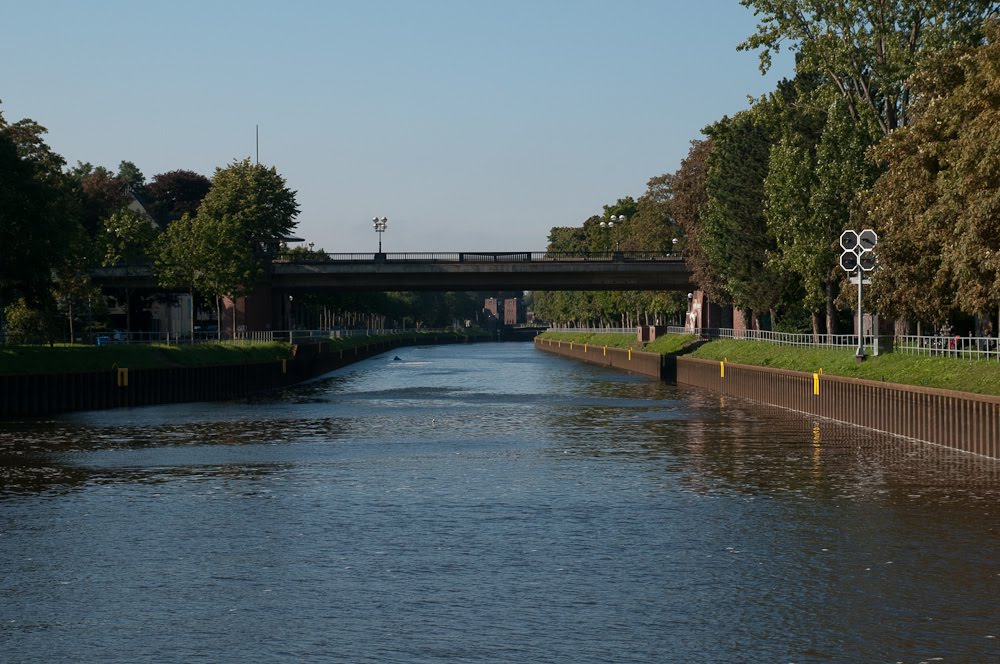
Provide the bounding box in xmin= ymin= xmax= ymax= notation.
xmin=2 ymin=342 xmax=999 ymax=663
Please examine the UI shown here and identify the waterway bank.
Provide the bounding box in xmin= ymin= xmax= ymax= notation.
xmin=0 ymin=332 xmax=490 ymax=418
xmin=535 ymin=336 xmax=1000 ymax=458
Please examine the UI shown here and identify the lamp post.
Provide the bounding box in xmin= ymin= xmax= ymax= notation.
xmin=609 ymin=214 xmax=624 ymax=252
xmin=372 ymin=216 xmax=388 ymax=254
xmin=599 ymin=219 xmax=614 ymax=253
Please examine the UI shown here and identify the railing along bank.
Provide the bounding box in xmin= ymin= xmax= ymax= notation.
xmin=548 ymin=326 xmax=1000 ymax=361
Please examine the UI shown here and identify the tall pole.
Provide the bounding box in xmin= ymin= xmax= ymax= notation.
xmin=856 ymin=265 xmax=864 ymax=359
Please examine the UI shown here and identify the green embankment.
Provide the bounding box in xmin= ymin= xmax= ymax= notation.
xmin=537 ymin=331 xmax=1000 ymax=397
xmin=0 ymin=331 xmax=488 ymax=375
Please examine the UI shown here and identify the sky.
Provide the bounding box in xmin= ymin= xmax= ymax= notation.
xmin=1 ymin=0 xmax=793 ymax=253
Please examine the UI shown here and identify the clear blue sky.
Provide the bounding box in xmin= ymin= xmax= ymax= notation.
xmin=2 ymin=0 xmax=792 ymax=252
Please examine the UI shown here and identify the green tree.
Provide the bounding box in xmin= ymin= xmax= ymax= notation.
xmin=117 ymin=160 xmax=146 ymax=195
xmin=739 ymin=0 xmax=997 ymax=134
xmin=866 ymin=20 xmax=1000 ymax=330
xmin=191 ymin=215 xmax=259 ymax=340
xmin=78 ymin=167 xmax=130 ymax=236
xmin=101 ymin=207 xmax=159 ymax=334
xmin=760 ymin=72 xmax=880 ymax=335
xmin=198 ymin=158 xmax=300 ymax=259
xmin=0 ymin=106 xmax=83 ymax=343
xmin=154 ymin=213 xmax=201 ymax=339
xmin=701 ymin=111 xmax=782 ymax=327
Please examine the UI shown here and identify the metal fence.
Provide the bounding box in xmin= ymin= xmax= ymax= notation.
xmin=0 ymin=327 xmax=464 ymax=347
xmin=896 ymin=334 xmax=999 ymax=361
xmin=702 ymin=327 xmax=871 ymax=348
xmin=546 ymin=324 xmax=1000 ymax=362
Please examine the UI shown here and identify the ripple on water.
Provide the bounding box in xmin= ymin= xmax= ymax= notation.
xmin=1 ymin=343 xmax=999 ymax=662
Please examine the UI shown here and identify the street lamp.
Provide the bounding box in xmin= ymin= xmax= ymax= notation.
xmin=372 ymin=216 xmax=388 ymax=254
xmin=609 ymin=214 xmax=625 ymax=252
xmin=599 ymin=219 xmax=614 ymax=252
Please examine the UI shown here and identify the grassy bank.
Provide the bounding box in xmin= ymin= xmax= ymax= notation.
xmin=538 ymin=331 xmax=697 ymax=355
xmin=0 ymin=342 xmax=293 ymax=374
xmin=0 ymin=330 xmax=490 ymax=375
xmin=537 ymin=331 xmax=1000 ymax=397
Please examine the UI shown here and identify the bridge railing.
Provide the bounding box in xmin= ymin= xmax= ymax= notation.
xmin=275 ymin=251 xmax=684 ymax=264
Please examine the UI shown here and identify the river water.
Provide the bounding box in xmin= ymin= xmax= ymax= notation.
xmin=1 ymin=342 xmax=999 ymax=663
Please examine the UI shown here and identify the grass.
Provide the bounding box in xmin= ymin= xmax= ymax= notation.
xmin=0 ymin=330 xmax=492 ymax=375
xmin=538 ymin=331 xmax=697 ymax=354
xmin=537 ymin=332 xmax=643 ymax=349
xmin=537 ymin=331 xmax=1000 ymax=397
xmin=0 ymin=342 xmax=292 ymax=374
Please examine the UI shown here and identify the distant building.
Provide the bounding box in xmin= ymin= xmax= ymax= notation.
xmin=484 ymin=297 xmax=501 ymax=320
xmin=504 ymin=298 xmax=526 ymax=326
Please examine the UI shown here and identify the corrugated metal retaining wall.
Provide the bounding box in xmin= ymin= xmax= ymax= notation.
xmin=534 ymin=337 xmax=666 ymax=379
xmin=676 ymin=356 xmax=1000 ymax=458
xmin=0 ymin=336 xmax=480 ymax=418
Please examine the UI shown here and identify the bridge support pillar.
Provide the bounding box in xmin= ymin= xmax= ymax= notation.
xmin=236 ymin=284 xmax=285 ymax=332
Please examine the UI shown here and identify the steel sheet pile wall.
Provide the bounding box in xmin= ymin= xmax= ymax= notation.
xmin=0 ymin=336 xmax=482 ymax=418
xmin=676 ymin=356 xmax=1000 ymax=458
xmin=534 ymin=337 xmax=664 ymax=379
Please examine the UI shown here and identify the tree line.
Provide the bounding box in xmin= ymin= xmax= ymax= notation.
xmin=0 ymin=110 xmax=495 ymax=343
xmin=538 ymin=3 xmax=1000 ymax=337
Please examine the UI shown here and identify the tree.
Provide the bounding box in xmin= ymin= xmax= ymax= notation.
xmin=145 ymin=170 xmax=211 ymax=226
xmin=627 ymin=174 xmax=678 ymax=254
xmin=701 ymin=111 xmax=783 ymax=326
xmin=79 ymin=167 xmax=129 ymax=236
xmin=739 ymin=0 xmax=998 ymax=135
xmin=190 ymin=215 xmax=259 ymax=340
xmin=117 ymin=160 xmax=146 ymax=195
xmin=759 ymin=70 xmax=881 ymax=336
xmin=672 ymin=140 xmax=721 ymax=300
xmin=155 ymin=213 xmax=201 ymax=339
xmin=866 ymin=20 xmax=1000 ymax=330
xmin=0 ymin=105 xmax=84 ymax=343
xmin=198 ymin=158 xmax=300 ymax=259
xmin=101 ymin=207 xmax=159 ymax=334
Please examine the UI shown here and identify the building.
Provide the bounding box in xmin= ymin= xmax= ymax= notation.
xmin=504 ymin=297 xmax=526 ymax=326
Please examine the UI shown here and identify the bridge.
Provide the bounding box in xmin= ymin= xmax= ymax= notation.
xmin=95 ymin=251 xmax=695 ymax=293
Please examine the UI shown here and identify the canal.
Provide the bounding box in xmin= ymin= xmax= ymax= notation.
xmin=1 ymin=342 xmax=999 ymax=662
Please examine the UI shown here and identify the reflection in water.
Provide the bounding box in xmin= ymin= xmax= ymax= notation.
xmin=1 ymin=342 xmax=999 ymax=662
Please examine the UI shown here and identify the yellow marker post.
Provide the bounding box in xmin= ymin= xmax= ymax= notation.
xmin=570 ymin=342 xmax=573 ymax=350
xmin=584 ymin=343 xmax=588 ymax=353
xmin=720 ymin=360 xmax=725 ymax=378
xmin=282 ymin=359 xmax=287 ymax=374
xmin=813 ymin=372 xmax=820 ymax=396
xmin=603 ymin=346 xmax=607 ymax=357
xmin=116 ymin=367 xmax=129 ymax=387
xmin=628 ymin=349 xmax=632 ymax=361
